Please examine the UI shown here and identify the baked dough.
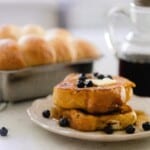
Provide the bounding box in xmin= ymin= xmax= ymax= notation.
xmin=53 ymin=73 xmax=135 ymax=114
xmin=51 ymin=104 xmax=137 ymax=131
xmin=0 ymin=39 xmax=26 ymax=70
xmin=0 ymin=24 xmax=100 ymax=70
xmin=18 ymin=35 xmax=56 ymax=66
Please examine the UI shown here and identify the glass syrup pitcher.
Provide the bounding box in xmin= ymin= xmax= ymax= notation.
xmin=106 ymin=0 xmax=150 ymax=97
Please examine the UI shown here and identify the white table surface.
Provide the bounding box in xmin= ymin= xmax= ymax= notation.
xmin=1 ymin=30 xmax=150 ymax=150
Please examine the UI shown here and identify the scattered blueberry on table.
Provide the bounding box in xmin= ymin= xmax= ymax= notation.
xmin=0 ymin=127 xmax=8 ymax=136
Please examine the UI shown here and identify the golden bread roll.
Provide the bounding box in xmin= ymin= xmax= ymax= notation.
xmin=0 ymin=24 xmax=21 ymax=40
xmin=74 ymin=39 xmax=100 ymax=60
xmin=51 ymin=104 xmax=137 ymax=131
xmin=45 ymin=29 xmax=76 ymax=63
xmin=53 ymin=73 xmax=135 ymax=114
xmin=0 ymin=39 xmax=26 ymax=70
xmin=18 ymin=35 xmax=56 ymax=66
xmin=0 ymin=25 xmax=100 ymax=70
xmin=22 ymin=24 xmax=45 ymax=36
xmin=46 ymin=28 xmax=72 ymax=40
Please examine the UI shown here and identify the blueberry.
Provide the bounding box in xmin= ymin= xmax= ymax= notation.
xmin=85 ymin=80 xmax=93 ymax=87
xmin=104 ymin=125 xmax=114 ymax=134
xmin=59 ymin=118 xmax=70 ymax=127
xmin=142 ymin=122 xmax=150 ymax=131
xmin=125 ymin=125 xmax=135 ymax=134
xmin=93 ymin=72 xmax=99 ymax=77
xmin=107 ymin=75 xmax=113 ymax=79
xmin=97 ymin=74 xmax=105 ymax=79
xmin=0 ymin=127 xmax=8 ymax=136
xmin=77 ymin=80 xmax=85 ymax=88
xmin=79 ymin=73 xmax=86 ymax=81
xmin=42 ymin=110 xmax=50 ymax=118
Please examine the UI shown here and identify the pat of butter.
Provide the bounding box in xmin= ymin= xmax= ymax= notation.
xmin=90 ymin=78 xmax=116 ymax=86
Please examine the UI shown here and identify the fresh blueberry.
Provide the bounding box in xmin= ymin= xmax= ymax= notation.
xmin=0 ymin=127 xmax=8 ymax=136
xmin=77 ymin=80 xmax=85 ymax=88
xmin=93 ymin=72 xmax=99 ymax=77
xmin=104 ymin=125 xmax=114 ymax=134
xmin=107 ymin=75 xmax=113 ymax=79
xmin=85 ymin=80 xmax=93 ymax=87
xmin=42 ymin=110 xmax=50 ymax=118
xmin=97 ymin=74 xmax=105 ymax=79
xmin=59 ymin=118 xmax=70 ymax=127
xmin=125 ymin=125 xmax=135 ymax=134
xmin=142 ymin=122 xmax=150 ymax=131
xmin=79 ymin=73 xmax=86 ymax=81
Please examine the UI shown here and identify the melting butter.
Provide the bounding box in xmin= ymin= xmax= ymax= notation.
xmin=90 ymin=78 xmax=116 ymax=86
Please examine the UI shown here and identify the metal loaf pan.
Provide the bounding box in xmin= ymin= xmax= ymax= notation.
xmin=0 ymin=60 xmax=93 ymax=102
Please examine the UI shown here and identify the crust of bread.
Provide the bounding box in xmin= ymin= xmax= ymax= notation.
xmin=22 ymin=24 xmax=45 ymax=36
xmin=51 ymin=104 xmax=137 ymax=131
xmin=53 ymin=73 xmax=135 ymax=114
xmin=45 ymin=29 xmax=76 ymax=62
xmin=18 ymin=35 xmax=56 ymax=66
xmin=0 ymin=39 xmax=26 ymax=70
xmin=74 ymin=39 xmax=100 ymax=60
xmin=0 ymin=24 xmax=21 ymax=40
xmin=0 ymin=25 xmax=100 ymax=70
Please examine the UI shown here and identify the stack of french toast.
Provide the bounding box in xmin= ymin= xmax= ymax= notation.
xmin=51 ymin=73 xmax=137 ymax=132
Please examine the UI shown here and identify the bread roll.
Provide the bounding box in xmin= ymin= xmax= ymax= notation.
xmin=46 ymin=28 xmax=72 ymax=40
xmin=74 ymin=39 xmax=100 ymax=60
xmin=0 ymin=25 xmax=100 ymax=70
xmin=22 ymin=24 xmax=45 ymax=37
xmin=0 ymin=24 xmax=21 ymax=40
xmin=18 ymin=35 xmax=56 ymax=67
xmin=45 ymin=29 xmax=76 ymax=63
xmin=0 ymin=39 xmax=26 ymax=70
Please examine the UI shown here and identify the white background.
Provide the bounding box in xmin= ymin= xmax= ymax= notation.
xmin=0 ymin=0 xmax=132 ymax=28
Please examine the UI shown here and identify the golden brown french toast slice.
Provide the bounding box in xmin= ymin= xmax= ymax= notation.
xmin=51 ymin=104 xmax=137 ymax=131
xmin=53 ymin=73 xmax=135 ymax=114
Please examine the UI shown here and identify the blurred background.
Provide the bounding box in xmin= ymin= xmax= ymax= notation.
xmin=0 ymin=0 xmax=132 ymax=29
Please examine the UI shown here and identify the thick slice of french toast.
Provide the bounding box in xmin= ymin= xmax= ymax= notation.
xmin=53 ymin=73 xmax=135 ymax=114
xmin=51 ymin=104 xmax=137 ymax=131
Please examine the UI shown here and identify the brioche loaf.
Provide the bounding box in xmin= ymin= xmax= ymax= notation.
xmin=0 ymin=24 xmax=21 ymax=40
xmin=0 ymin=39 xmax=26 ymax=70
xmin=22 ymin=24 xmax=45 ymax=36
xmin=45 ymin=29 xmax=76 ymax=63
xmin=74 ymin=39 xmax=100 ymax=60
xmin=53 ymin=73 xmax=135 ymax=114
xmin=0 ymin=24 xmax=100 ymax=70
xmin=18 ymin=35 xmax=56 ymax=66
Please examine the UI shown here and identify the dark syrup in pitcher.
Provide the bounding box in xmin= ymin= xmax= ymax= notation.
xmin=119 ymin=59 xmax=150 ymax=96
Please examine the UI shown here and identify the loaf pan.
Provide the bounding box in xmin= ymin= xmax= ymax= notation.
xmin=0 ymin=60 xmax=93 ymax=102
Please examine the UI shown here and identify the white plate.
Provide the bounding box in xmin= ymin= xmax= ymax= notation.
xmin=27 ymin=95 xmax=150 ymax=142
